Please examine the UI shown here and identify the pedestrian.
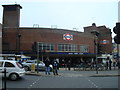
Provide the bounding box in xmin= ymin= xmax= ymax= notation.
xmin=56 ymin=58 xmax=59 ymax=70
xmin=44 ymin=57 xmax=50 ymax=75
xmin=61 ymin=59 xmax=65 ymax=68
xmin=113 ymin=61 xmax=116 ymax=70
xmin=117 ymin=61 xmax=120 ymax=69
xmin=106 ymin=57 xmax=109 ymax=70
xmin=106 ymin=60 xmax=109 ymax=70
xmin=67 ymin=60 xmax=71 ymax=70
xmin=52 ymin=59 xmax=58 ymax=75
xmin=109 ymin=59 xmax=112 ymax=70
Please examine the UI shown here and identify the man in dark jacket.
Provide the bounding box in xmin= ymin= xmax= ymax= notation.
xmin=44 ymin=57 xmax=50 ymax=75
xmin=52 ymin=59 xmax=58 ymax=75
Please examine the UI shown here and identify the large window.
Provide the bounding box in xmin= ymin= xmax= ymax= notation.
xmin=80 ymin=45 xmax=89 ymax=53
xmin=58 ymin=44 xmax=77 ymax=51
xmin=38 ymin=43 xmax=54 ymax=51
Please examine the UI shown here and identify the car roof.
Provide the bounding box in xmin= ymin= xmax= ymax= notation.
xmin=0 ymin=60 xmax=17 ymax=62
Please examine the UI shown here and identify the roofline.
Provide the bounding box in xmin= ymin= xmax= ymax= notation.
xmin=3 ymin=26 xmax=82 ymax=33
xmin=2 ymin=4 xmax=22 ymax=9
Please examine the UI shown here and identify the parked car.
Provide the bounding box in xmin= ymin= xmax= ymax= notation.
xmin=22 ymin=60 xmax=53 ymax=71
xmin=0 ymin=60 xmax=25 ymax=81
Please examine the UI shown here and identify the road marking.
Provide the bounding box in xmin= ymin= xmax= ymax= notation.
xmin=86 ymin=78 xmax=98 ymax=88
xmin=60 ymin=73 xmax=83 ymax=77
xmin=27 ymin=78 xmax=40 ymax=88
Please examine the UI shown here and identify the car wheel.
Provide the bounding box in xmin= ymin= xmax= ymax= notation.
xmin=9 ymin=73 xmax=19 ymax=81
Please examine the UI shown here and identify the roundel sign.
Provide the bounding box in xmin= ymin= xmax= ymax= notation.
xmin=63 ymin=33 xmax=73 ymax=40
xmin=101 ymin=40 xmax=109 ymax=45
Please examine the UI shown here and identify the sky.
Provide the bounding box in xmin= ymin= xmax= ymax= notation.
xmin=0 ymin=0 xmax=119 ymax=37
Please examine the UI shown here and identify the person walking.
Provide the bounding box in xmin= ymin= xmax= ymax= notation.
xmin=67 ymin=60 xmax=71 ymax=71
xmin=106 ymin=57 xmax=109 ymax=70
xmin=44 ymin=57 xmax=51 ymax=75
xmin=52 ymin=59 xmax=58 ymax=75
xmin=109 ymin=59 xmax=112 ymax=70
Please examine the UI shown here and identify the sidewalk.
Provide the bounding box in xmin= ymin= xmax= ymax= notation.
xmin=25 ymin=68 xmax=120 ymax=77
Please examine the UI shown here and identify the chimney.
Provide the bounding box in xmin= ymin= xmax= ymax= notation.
xmin=2 ymin=4 xmax=22 ymax=28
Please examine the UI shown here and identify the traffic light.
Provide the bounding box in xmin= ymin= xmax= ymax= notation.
xmin=113 ymin=22 xmax=120 ymax=44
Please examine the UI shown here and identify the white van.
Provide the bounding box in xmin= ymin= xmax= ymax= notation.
xmin=0 ymin=60 xmax=25 ymax=80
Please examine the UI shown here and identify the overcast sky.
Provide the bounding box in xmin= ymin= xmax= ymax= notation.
xmin=0 ymin=0 xmax=119 ymax=37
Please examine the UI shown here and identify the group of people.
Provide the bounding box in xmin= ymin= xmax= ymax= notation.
xmin=44 ymin=57 xmax=59 ymax=75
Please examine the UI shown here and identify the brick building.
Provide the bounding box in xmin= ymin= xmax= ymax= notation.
xmin=0 ymin=23 xmax=2 ymax=54
xmin=84 ymin=23 xmax=112 ymax=54
xmin=1 ymin=4 xmax=112 ymax=64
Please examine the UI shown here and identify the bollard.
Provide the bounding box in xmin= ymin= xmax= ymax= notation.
xmin=2 ymin=68 xmax=6 ymax=90
xmin=4 ymin=68 xmax=6 ymax=90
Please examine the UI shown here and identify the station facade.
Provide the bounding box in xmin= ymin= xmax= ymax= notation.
xmin=1 ymin=4 xmax=112 ymax=65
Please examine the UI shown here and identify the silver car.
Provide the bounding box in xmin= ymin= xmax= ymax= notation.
xmin=0 ymin=60 xmax=25 ymax=81
xmin=22 ymin=60 xmax=52 ymax=71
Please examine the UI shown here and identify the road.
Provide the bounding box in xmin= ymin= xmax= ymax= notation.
xmin=2 ymin=70 xmax=120 ymax=89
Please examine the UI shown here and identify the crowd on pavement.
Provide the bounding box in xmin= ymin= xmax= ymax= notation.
xmin=44 ymin=56 xmax=120 ymax=75
xmin=24 ymin=56 xmax=120 ymax=76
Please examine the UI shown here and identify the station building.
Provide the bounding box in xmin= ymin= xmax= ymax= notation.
xmin=1 ymin=4 xmax=112 ymax=64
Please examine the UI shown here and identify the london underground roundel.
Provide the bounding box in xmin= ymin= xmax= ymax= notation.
xmin=102 ymin=40 xmax=109 ymax=45
xmin=63 ymin=33 xmax=73 ymax=40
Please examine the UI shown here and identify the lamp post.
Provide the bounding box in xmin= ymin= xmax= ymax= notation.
xmin=91 ymin=30 xmax=99 ymax=74
xmin=18 ymin=34 xmax=21 ymax=53
xmin=33 ymin=24 xmax=39 ymax=73
xmin=37 ymin=42 xmax=39 ymax=73
xmin=16 ymin=27 xmax=21 ymax=55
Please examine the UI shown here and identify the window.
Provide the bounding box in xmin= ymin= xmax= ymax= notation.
xmin=38 ymin=42 xmax=54 ymax=51
xmin=80 ymin=45 xmax=89 ymax=53
xmin=5 ymin=62 xmax=15 ymax=67
xmin=58 ymin=44 xmax=77 ymax=51
xmin=0 ymin=62 xmax=3 ymax=67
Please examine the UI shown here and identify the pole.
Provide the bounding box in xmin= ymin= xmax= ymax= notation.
xmin=2 ymin=68 xmax=7 ymax=90
xmin=91 ymin=30 xmax=99 ymax=74
xmin=95 ymin=41 xmax=98 ymax=74
xmin=4 ymin=68 xmax=6 ymax=90
xmin=33 ymin=24 xmax=39 ymax=74
xmin=37 ymin=42 xmax=39 ymax=73
xmin=117 ymin=44 xmax=120 ymax=70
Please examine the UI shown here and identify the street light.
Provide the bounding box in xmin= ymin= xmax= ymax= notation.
xmin=18 ymin=34 xmax=21 ymax=53
xmin=91 ymin=30 xmax=99 ymax=74
xmin=33 ymin=24 xmax=39 ymax=73
xmin=37 ymin=42 xmax=39 ymax=73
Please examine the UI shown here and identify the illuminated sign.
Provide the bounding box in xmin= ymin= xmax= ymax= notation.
xmin=63 ymin=33 xmax=73 ymax=40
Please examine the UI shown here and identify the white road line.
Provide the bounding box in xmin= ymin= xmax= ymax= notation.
xmin=27 ymin=78 xmax=40 ymax=88
xmin=86 ymin=78 xmax=98 ymax=88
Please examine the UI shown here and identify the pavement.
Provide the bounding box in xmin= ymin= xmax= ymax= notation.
xmin=25 ymin=68 xmax=120 ymax=77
